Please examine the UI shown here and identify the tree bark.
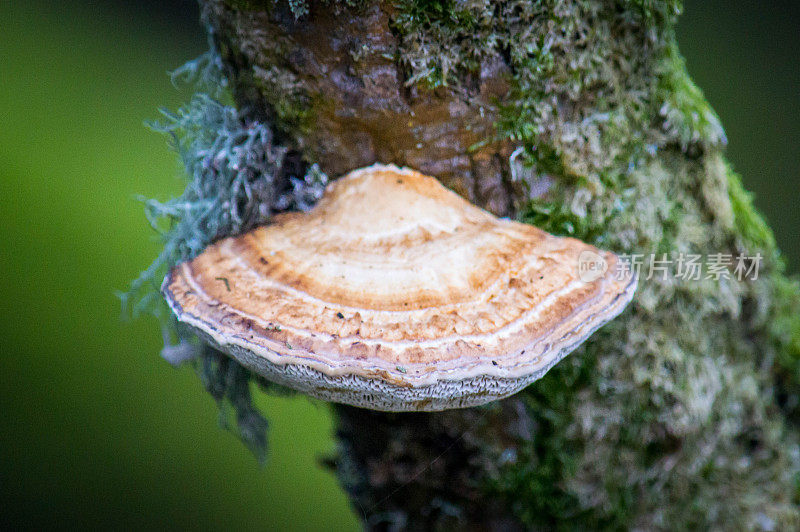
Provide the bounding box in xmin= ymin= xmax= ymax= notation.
xmin=193 ymin=0 xmax=800 ymax=529
xmin=206 ymin=0 xmax=517 ymax=217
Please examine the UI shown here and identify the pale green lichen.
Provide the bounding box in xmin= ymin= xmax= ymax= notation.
xmin=122 ymin=53 xmax=280 ymax=318
xmin=124 ymin=49 xmax=326 ymax=460
xmin=122 ymin=51 xmax=327 ymax=320
xmin=197 ymin=347 xmax=271 ymax=463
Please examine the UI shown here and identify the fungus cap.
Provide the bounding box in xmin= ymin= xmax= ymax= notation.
xmin=162 ymin=164 xmax=637 ymax=411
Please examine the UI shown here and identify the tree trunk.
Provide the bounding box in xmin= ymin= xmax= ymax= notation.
xmin=193 ymin=0 xmax=800 ymax=529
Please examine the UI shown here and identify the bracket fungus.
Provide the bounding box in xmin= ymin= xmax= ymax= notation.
xmin=162 ymin=164 xmax=637 ymax=411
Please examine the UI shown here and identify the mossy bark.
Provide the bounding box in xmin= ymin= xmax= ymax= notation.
xmin=195 ymin=0 xmax=800 ymax=529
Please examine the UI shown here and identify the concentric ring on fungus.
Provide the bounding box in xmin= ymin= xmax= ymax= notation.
xmin=162 ymin=164 xmax=637 ymax=411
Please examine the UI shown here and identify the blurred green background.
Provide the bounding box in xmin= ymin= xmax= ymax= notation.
xmin=1 ymin=0 xmax=797 ymax=529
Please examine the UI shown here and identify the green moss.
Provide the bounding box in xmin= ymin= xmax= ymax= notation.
xmin=391 ymin=0 xmax=481 ymax=87
xmin=623 ymin=0 xmax=683 ymax=24
xmin=495 ymin=0 xmax=673 ymax=177
xmin=388 ymin=0 xmax=683 ymax=174
xmin=655 ymin=43 xmax=727 ymax=151
xmin=773 ymin=276 xmax=800 ymax=366
xmin=727 ymin=166 xmax=777 ymax=250
xmin=722 ymin=160 xmax=800 ymax=413
xmin=250 ymin=64 xmax=315 ymax=136
xmin=504 ymin=145 xmax=800 ymax=528
xmin=497 ymin=39 xmax=800 ymax=522
xmin=486 ymin=361 xmax=595 ymax=530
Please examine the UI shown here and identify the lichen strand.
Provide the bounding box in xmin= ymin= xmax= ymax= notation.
xmin=203 ymin=0 xmax=517 ymax=216
xmin=125 ymin=52 xmax=328 ymax=458
xmin=196 ymin=347 xmax=271 ymax=463
xmin=123 ymin=51 xmax=328 ymax=319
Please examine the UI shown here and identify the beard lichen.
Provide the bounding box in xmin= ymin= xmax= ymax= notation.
xmin=122 ymin=51 xmax=327 ymax=320
xmin=123 ymin=49 xmax=325 ymax=461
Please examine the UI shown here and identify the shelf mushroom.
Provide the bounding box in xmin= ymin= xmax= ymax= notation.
xmin=162 ymin=164 xmax=637 ymax=411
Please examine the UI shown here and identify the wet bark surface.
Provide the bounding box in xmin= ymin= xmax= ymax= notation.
xmin=203 ymin=0 xmax=516 ymax=217
xmin=331 ymin=400 xmax=531 ymax=531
